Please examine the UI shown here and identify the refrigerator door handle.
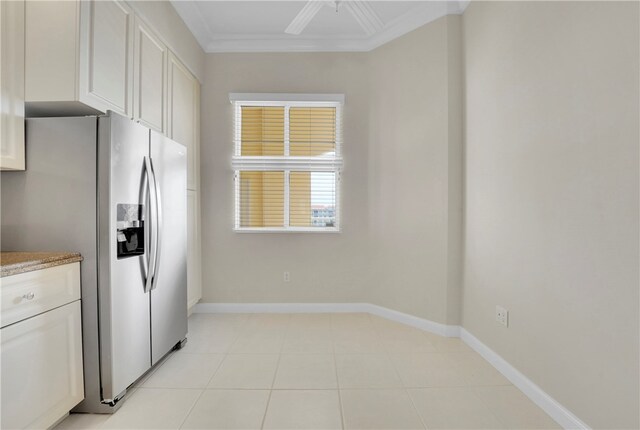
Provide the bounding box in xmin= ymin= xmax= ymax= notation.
xmin=144 ymin=156 xmax=158 ymax=293
xmin=149 ymin=157 xmax=162 ymax=291
xmin=140 ymin=161 xmax=150 ymax=281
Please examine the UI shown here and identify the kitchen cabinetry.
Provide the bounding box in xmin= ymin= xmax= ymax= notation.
xmin=0 ymin=0 xmax=26 ymax=171
xmin=25 ymin=0 xmax=134 ymax=117
xmin=0 ymin=262 xmax=84 ymax=430
xmin=168 ymin=52 xmax=202 ymax=311
xmin=23 ymin=0 xmax=203 ymax=311
xmin=187 ymin=190 xmax=202 ymax=311
xmin=133 ymin=17 xmax=167 ymax=133
xmin=168 ymin=51 xmax=200 ymax=191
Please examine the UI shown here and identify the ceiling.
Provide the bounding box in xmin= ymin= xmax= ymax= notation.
xmin=171 ymin=1 xmax=469 ymax=53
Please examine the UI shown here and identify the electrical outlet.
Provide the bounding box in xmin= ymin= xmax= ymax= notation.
xmin=284 ymin=271 xmax=290 ymax=282
xmin=496 ymin=306 xmax=509 ymax=327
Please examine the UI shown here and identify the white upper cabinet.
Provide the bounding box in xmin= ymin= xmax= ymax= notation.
xmin=25 ymin=0 xmax=133 ymax=118
xmin=133 ymin=17 xmax=167 ymax=133
xmin=0 ymin=0 xmax=26 ymax=171
xmin=187 ymin=189 xmax=202 ymax=309
xmin=168 ymin=52 xmax=200 ymax=190
xmin=78 ymin=0 xmax=134 ymax=117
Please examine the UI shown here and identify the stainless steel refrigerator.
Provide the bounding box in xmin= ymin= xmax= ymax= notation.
xmin=1 ymin=112 xmax=188 ymax=413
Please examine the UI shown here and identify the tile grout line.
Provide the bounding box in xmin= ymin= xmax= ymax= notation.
xmin=177 ymin=388 xmax=207 ymax=430
xmin=331 ymin=317 xmax=346 ymax=430
xmin=202 ymin=352 xmax=228 ymax=389
xmin=259 ymin=314 xmax=290 ymax=429
xmin=467 ymin=386 xmax=510 ymax=429
xmin=175 ymin=315 xmax=249 ymax=430
xmin=374 ymin=311 xmax=428 ymax=430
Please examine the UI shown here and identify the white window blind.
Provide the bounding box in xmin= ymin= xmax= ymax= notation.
xmin=231 ymin=94 xmax=344 ymax=232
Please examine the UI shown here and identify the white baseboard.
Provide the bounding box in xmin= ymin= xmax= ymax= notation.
xmin=193 ymin=302 xmax=459 ymax=337
xmin=194 ymin=302 xmax=587 ymax=429
xmin=365 ymin=303 xmax=460 ymax=338
xmin=460 ymin=329 xmax=589 ymax=430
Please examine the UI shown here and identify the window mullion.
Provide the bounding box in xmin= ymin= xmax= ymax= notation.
xmin=284 ymin=104 xmax=290 ymax=228
xmin=284 ymin=104 xmax=290 ymax=156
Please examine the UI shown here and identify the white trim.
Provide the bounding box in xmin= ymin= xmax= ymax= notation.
xmin=230 ymin=93 xmax=345 ymax=103
xmin=231 ymin=156 xmax=344 ymax=172
xmin=234 ymin=227 xmax=340 ymax=233
xmin=460 ymin=329 xmax=590 ymax=430
xmin=194 ymin=302 xmax=458 ymax=338
xmin=366 ymin=303 xmax=460 ymax=338
xmin=172 ymin=1 xmax=470 ymax=54
xmin=193 ymin=302 xmax=589 ymax=429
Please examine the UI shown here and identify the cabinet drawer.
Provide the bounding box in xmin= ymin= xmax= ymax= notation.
xmin=0 ymin=263 xmax=81 ymax=328
xmin=1 ymin=300 xmax=84 ymax=429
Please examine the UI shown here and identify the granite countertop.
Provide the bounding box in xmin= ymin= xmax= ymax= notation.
xmin=0 ymin=252 xmax=83 ymax=278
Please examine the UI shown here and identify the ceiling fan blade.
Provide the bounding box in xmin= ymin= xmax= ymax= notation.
xmin=285 ymin=1 xmax=325 ymax=35
xmin=343 ymin=1 xmax=384 ymax=36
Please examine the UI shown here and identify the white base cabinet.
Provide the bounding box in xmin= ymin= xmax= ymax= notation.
xmin=1 ymin=301 xmax=84 ymax=430
xmin=1 ymin=262 xmax=84 ymax=430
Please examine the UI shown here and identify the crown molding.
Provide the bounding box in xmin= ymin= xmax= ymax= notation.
xmin=172 ymin=1 xmax=470 ymax=54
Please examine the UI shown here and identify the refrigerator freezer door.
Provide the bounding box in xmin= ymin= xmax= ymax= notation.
xmin=149 ymin=131 xmax=188 ymax=364
xmin=98 ymin=113 xmax=152 ymax=402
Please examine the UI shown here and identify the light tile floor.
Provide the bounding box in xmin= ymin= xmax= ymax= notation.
xmin=55 ymin=313 xmax=561 ymax=430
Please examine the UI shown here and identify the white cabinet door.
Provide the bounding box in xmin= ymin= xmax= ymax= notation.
xmin=1 ymin=301 xmax=84 ymax=430
xmin=133 ymin=17 xmax=167 ymax=133
xmin=187 ymin=189 xmax=202 ymax=310
xmin=168 ymin=52 xmax=199 ymax=190
xmin=0 ymin=0 xmax=25 ymax=171
xmin=79 ymin=0 xmax=134 ymax=117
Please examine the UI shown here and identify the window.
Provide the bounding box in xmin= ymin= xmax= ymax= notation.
xmin=230 ymin=93 xmax=344 ymax=232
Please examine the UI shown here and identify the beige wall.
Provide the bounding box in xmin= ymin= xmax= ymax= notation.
xmin=199 ymin=16 xmax=463 ymax=323
xmin=367 ymin=16 xmax=463 ymax=323
xmin=200 ymin=52 xmax=373 ymax=304
xmin=462 ymin=2 xmax=639 ymax=428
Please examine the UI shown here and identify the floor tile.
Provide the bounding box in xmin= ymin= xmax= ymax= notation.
xmin=242 ymin=314 xmax=291 ymax=332
xmin=188 ymin=314 xmax=247 ymax=335
xmin=180 ymin=390 xmax=269 ymax=429
xmin=76 ymin=313 xmax=558 ymax=430
xmin=333 ymin=332 xmax=385 ymax=353
xmin=282 ymin=329 xmax=334 ymax=353
xmin=53 ymin=413 xmax=108 ymax=430
xmin=142 ymin=352 xmax=224 ymax=389
xmin=408 ymin=387 xmax=504 ymax=429
xmin=263 ymin=390 xmax=342 ymax=430
xmin=390 ymin=353 xmax=467 ymax=387
xmin=331 ymin=313 xmax=373 ymax=332
xmin=100 ymin=388 xmax=201 ymax=429
xmin=273 ymin=354 xmax=337 ymax=389
xmin=208 ymin=354 xmax=279 ymax=389
xmin=473 ymin=386 xmax=561 ymax=429
xmin=378 ymin=329 xmax=438 ymax=353
xmin=229 ymin=331 xmax=285 ymax=353
xmin=341 ymin=389 xmax=424 ymax=429
xmin=336 ymin=354 xmax=403 ymax=388
xmin=183 ymin=331 xmax=239 ymax=353
xmin=423 ymin=333 xmax=473 ymax=352
xmin=289 ymin=313 xmax=333 ymax=331
xmin=449 ymin=352 xmax=511 ymax=386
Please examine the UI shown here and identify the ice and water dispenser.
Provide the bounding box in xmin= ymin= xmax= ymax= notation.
xmin=116 ymin=204 xmax=144 ymax=258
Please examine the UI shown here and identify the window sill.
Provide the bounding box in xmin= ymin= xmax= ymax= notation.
xmin=234 ymin=227 xmax=340 ymax=233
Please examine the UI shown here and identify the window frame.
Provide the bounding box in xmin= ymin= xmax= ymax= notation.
xmin=230 ymin=93 xmax=344 ymax=233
